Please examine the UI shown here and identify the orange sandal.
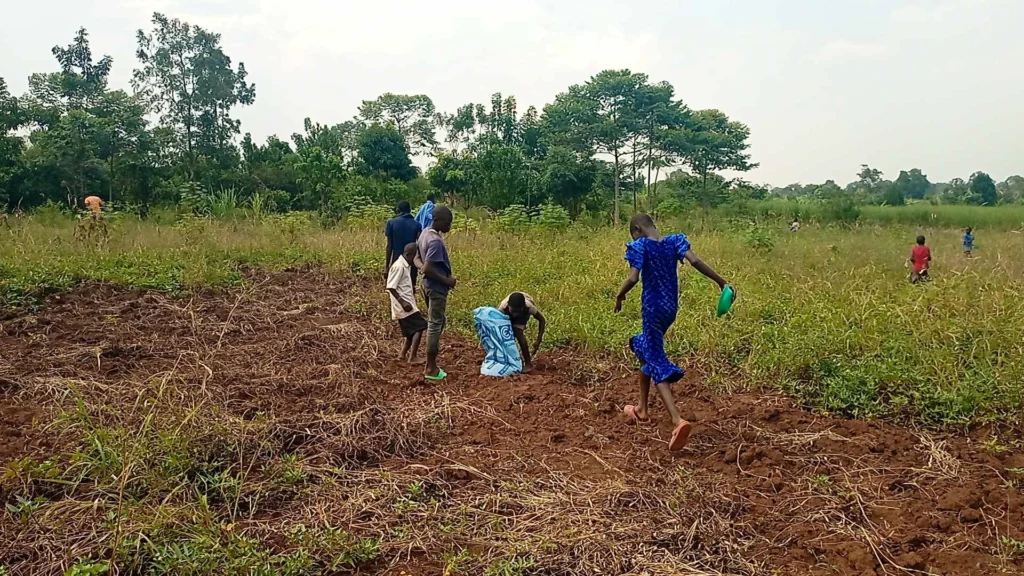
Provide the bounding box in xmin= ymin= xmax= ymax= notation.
xmin=668 ymin=420 xmax=693 ymax=451
xmin=623 ymin=405 xmax=651 ymax=424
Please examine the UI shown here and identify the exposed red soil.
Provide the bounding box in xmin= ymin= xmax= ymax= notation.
xmin=1 ymin=270 xmax=1022 ymax=575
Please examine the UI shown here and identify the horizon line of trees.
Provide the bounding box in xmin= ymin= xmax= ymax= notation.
xmin=1 ymin=16 xmax=1020 ymax=225
xmin=0 ymin=14 xmax=760 ymax=224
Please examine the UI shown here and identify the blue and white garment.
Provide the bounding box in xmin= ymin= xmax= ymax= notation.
xmin=474 ymin=306 xmax=523 ymax=377
xmin=625 ymin=234 xmax=691 ymax=384
xmin=414 ymin=200 xmax=435 ymax=230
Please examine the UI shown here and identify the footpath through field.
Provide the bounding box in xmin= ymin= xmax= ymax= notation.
xmin=1 ymin=269 xmax=1022 ymax=575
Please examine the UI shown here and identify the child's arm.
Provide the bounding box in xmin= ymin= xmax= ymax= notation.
xmin=533 ymin=310 xmax=547 ymax=352
xmin=387 ymin=288 xmax=415 ymax=313
xmin=682 ymin=250 xmax=728 ymax=290
xmin=614 ymin=268 xmax=641 ymax=313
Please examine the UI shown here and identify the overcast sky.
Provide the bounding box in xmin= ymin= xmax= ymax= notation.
xmin=1 ymin=0 xmax=1021 ymax=186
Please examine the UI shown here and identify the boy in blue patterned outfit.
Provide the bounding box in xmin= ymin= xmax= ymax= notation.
xmin=614 ymin=214 xmax=733 ymax=451
xmin=963 ymin=227 xmax=974 ymax=258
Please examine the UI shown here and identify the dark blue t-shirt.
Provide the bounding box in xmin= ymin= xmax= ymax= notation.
xmin=385 ymin=213 xmax=422 ymax=262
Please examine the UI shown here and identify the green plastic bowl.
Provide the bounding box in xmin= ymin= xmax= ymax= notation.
xmin=717 ymin=285 xmax=735 ymax=317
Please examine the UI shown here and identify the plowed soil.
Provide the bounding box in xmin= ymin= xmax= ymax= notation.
xmin=1 ymin=269 xmax=1022 ymax=575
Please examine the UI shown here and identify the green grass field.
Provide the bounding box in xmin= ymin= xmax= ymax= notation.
xmin=2 ymin=212 xmax=1022 ymax=427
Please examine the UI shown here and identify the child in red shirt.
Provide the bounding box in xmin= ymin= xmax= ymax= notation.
xmin=909 ymin=235 xmax=931 ymax=284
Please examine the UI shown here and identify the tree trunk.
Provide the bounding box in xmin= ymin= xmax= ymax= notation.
xmin=613 ymin=150 xmax=621 ymax=226
xmin=631 ymin=135 xmax=639 ymax=212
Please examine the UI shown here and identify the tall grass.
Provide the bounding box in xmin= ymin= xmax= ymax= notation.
xmin=749 ymin=199 xmax=1024 ymax=230
xmin=2 ymin=211 xmax=1023 ymax=426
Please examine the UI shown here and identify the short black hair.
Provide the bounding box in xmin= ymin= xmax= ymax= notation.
xmin=396 ymin=200 xmax=411 ymax=214
xmin=629 ymin=213 xmax=655 ymax=230
xmin=509 ymin=292 xmax=526 ymax=308
xmin=403 ymin=242 xmax=418 ymax=254
xmin=427 ymin=193 xmax=437 ymax=202
xmin=917 ymin=235 xmax=926 ymax=245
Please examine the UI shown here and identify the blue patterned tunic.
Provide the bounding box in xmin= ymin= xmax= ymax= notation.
xmin=625 ymin=234 xmax=691 ymax=384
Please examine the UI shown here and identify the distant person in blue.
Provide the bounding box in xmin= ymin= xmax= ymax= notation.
xmin=614 ymin=213 xmax=733 ymax=451
xmin=414 ymin=193 xmax=436 ymax=230
xmin=385 ymin=200 xmax=422 ymax=284
xmin=963 ymin=227 xmax=974 ymax=258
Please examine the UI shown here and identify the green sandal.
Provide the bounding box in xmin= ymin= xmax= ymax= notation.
xmin=424 ymin=368 xmax=447 ymax=381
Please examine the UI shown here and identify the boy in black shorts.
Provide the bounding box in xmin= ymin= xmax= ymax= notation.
xmin=498 ymin=292 xmax=546 ymax=372
xmin=387 ymin=243 xmax=427 ymax=363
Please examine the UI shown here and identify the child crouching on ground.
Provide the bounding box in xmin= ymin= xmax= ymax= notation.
xmin=615 ymin=214 xmax=733 ymax=451
xmin=387 ymin=243 xmax=427 ymax=364
xmin=498 ymin=292 xmax=547 ymax=372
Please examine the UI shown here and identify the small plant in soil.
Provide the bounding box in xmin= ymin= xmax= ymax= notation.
xmin=442 ymin=548 xmax=473 ymax=576
xmin=808 ymin=474 xmax=833 ymax=492
xmin=484 ymin=556 xmax=536 ymax=576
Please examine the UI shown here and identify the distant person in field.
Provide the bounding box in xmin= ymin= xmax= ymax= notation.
xmin=385 ymin=200 xmax=422 ymax=283
xmin=84 ymin=195 xmax=103 ymax=219
xmin=615 ymin=213 xmax=732 ymax=451
xmin=497 ymin=292 xmax=547 ymax=373
xmin=909 ymin=235 xmax=932 ymax=284
xmin=415 ymin=193 xmax=436 ymax=230
xmin=790 ymin=217 xmax=800 ymax=232
xmin=415 ymin=205 xmax=456 ymax=380
xmin=963 ymin=227 xmax=974 ymax=258
xmin=386 ymin=242 xmax=427 ymax=364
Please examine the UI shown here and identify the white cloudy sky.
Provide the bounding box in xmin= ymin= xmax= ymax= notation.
xmin=1 ymin=0 xmax=1021 ymax=185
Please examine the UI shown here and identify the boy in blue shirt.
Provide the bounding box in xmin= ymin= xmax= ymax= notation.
xmin=963 ymin=227 xmax=974 ymax=258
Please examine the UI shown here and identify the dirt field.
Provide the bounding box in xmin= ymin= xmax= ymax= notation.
xmin=1 ymin=269 xmax=1022 ymax=575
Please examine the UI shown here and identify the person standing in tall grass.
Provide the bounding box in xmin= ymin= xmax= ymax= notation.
xmin=909 ymin=235 xmax=932 ymax=283
xmin=963 ymin=227 xmax=975 ymax=258
xmin=416 ymin=206 xmax=456 ymax=381
xmin=615 ymin=213 xmax=733 ymax=451
xmin=385 ymin=200 xmax=422 ymax=284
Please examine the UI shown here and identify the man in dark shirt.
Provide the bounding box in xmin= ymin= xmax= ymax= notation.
xmin=385 ymin=200 xmax=422 ymax=284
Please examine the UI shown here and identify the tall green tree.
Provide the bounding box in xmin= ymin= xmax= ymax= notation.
xmin=544 ymin=70 xmax=647 ymax=224
xmin=686 ymin=109 xmax=756 ymax=213
xmin=27 ymin=109 xmax=107 ymax=208
xmin=541 ymin=146 xmax=596 ymax=217
xmin=856 ymin=164 xmax=884 ymax=192
xmin=997 ymin=175 xmax=1024 ymax=204
xmin=133 ymin=12 xmax=255 ymax=180
xmin=241 ymin=134 xmax=301 ymax=203
xmin=435 ymin=104 xmax=477 ymax=152
xmin=356 ymin=124 xmax=417 ymax=182
xmin=426 ymin=151 xmax=474 ymax=204
xmin=472 ymin=144 xmax=536 ymax=208
xmin=52 ymin=27 xmax=113 ymax=110
xmin=969 ymin=171 xmax=997 ymax=206
xmin=894 ymin=168 xmax=930 ymax=200
xmin=292 ymin=118 xmax=358 ymax=166
xmin=0 ymin=78 xmax=25 ymax=208
xmin=358 ymin=93 xmax=437 ymax=155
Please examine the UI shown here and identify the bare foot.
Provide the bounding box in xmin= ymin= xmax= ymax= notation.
xmin=408 ymin=356 xmax=425 ymax=365
xmin=522 ymin=363 xmax=534 ymax=373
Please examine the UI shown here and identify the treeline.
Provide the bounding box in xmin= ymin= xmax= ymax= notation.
xmin=0 ymin=14 xmax=756 ymax=224
xmin=770 ymin=165 xmax=1024 ymax=207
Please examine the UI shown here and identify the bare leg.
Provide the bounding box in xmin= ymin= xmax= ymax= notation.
xmin=635 ymin=372 xmax=652 ymax=420
xmin=655 ymin=382 xmax=684 ymax=426
xmin=408 ymin=332 xmax=424 ymax=364
xmin=400 ymin=335 xmax=413 ymax=360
